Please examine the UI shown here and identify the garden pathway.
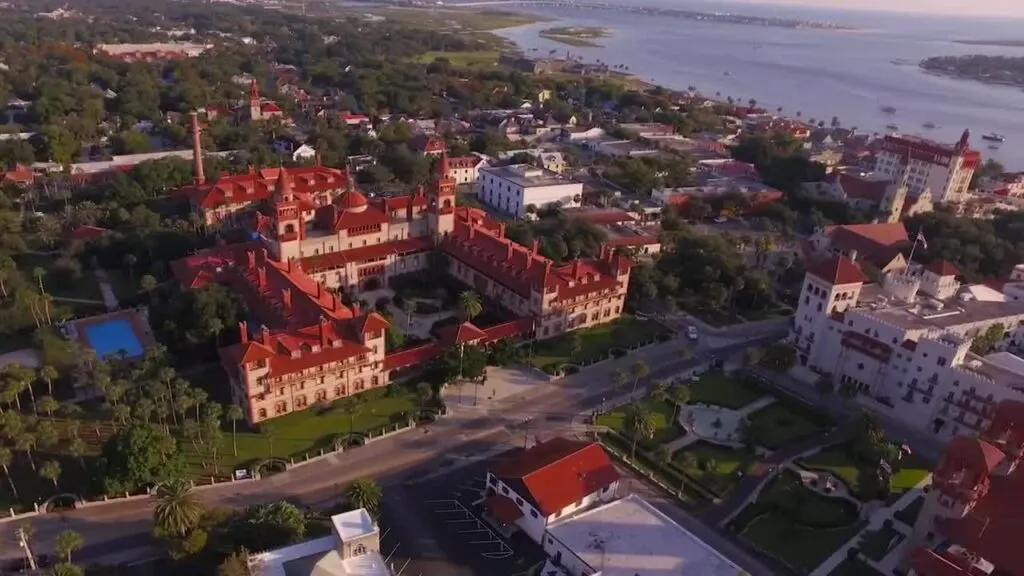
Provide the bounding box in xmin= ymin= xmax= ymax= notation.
xmin=93 ymin=267 xmax=119 ymax=311
xmin=808 ymin=474 xmax=932 ymax=576
xmin=704 ymin=421 xmax=858 ymax=527
xmin=665 ymin=396 xmax=777 ymax=453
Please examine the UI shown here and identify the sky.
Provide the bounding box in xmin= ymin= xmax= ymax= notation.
xmin=732 ymin=0 xmax=1024 ymax=17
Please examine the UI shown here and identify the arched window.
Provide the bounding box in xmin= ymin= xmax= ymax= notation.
xmin=443 ymin=199 xmax=452 ymax=208
xmin=354 ymin=378 xmax=364 ymax=391
xmin=258 ymin=408 xmax=267 ymax=419
xmin=354 ymin=544 xmax=367 ymax=556
xmin=296 ymin=395 xmax=307 ymax=408
xmin=334 ymin=386 xmax=342 ymax=397
xmin=285 ymin=223 xmax=296 ymax=234
xmin=316 ymin=389 xmax=327 ymax=402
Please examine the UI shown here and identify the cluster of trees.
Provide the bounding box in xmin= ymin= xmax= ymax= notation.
xmin=148 ymin=474 xmax=382 ymax=571
xmin=504 ymin=211 xmax=608 ymax=263
xmin=921 ymin=54 xmax=1024 ymax=89
xmin=905 ymin=210 xmax=1024 ymax=281
xmin=600 ymin=155 xmax=693 ymax=196
xmin=628 ymin=228 xmax=777 ymax=319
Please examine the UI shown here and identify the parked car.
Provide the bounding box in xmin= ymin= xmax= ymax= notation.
xmin=687 ymin=326 xmax=698 ymax=340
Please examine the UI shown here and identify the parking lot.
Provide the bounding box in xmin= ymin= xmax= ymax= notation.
xmin=387 ymin=457 xmax=546 ymax=576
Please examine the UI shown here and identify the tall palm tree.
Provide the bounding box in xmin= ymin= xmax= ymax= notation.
xmin=345 ymin=478 xmax=383 ymax=518
xmin=226 ymin=404 xmax=244 ymax=457
xmin=630 ymin=360 xmax=649 ymax=393
xmin=15 ymin=431 xmax=35 ymax=470
xmin=54 ymin=530 xmax=83 ymax=564
xmin=402 ymin=299 xmax=416 ymax=330
xmin=154 ymin=479 xmax=202 ymax=538
xmin=625 ymin=402 xmax=656 ymax=460
xmin=38 ymin=365 xmax=57 ymax=397
xmin=32 ymin=267 xmax=46 ymax=295
xmin=39 ymin=460 xmax=61 ymax=489
xmin=669 ymin=384 xmax=691 ymax=422
xmin=0 ymin=254 xmax=15 ymax=299
xmin=458 ymin=291 xmax=483 ymax=322
xmin=610 ymin=369 xmax=626 ymax=391
xmin=651 ymin=380 xmax=668 ymax=404
xmin=67 ymin=437 xmax=87 ymax=470
xmin=0 ymin=447 xmax=18 ymax=498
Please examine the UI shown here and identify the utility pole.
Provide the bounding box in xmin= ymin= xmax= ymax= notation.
xmin=522 ymin=418 xmax=532 ymax=449
xmin=16 ymin=526 xmax=36 ymax=571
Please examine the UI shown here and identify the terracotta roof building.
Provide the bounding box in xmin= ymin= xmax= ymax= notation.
xmin=172 ymin=122 xmax=632 ymax=424
xmin=875 ymin=130 xmax=979 ymax=204
xmin=904 ymin=400 xmax=1024 ymax=576
xmin=483 ymin=438 xmax=620 ymax=544
xmin=809 ymin=222 xmax=911 ymax=273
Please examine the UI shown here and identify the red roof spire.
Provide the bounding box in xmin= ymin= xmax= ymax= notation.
xmin=275 ymin=168 xmax=292 ymax=199
xmin=345 ymin=165 xmax=354 ymax=191
xmin=249 ymin=78 xmax=260 ymax=102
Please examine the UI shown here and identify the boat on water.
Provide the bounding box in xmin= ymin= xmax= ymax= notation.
xmin=988 ymin=144 xmax=1001 ymax=150
xmin=923 ymin=122 xmax=936 ymax=129
xmin=723 ymin=71 xmax=732 ymax=76
xmin=886 ymin=124 xmax=900 ymax=131
xmin=881 ymin=105 xmax=897 ymax=114
xmin=982 ymin=133 xmax=1006 ymax=142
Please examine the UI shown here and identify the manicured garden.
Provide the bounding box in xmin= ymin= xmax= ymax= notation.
xmin=893 ymin=495 xmax=924 ymax=527
xmin=686 ymin=371 xmax=764 ymax=409
xmin=798 ymin=443 xmax=932 ymax=502
xmin=529 ymin=316 xmax=670 ymax=371
xmin=745 ymin=401 xmax=832 ymax=449
xmin=858 ymin=522 xmax=904 ymax=561
xmin=673 ymin=441 xmax=755 ymax=497
xmin=595 ymin=395 xmax=682 ymax=446
xmin=730 ymin=470 xmax=865 ymax=573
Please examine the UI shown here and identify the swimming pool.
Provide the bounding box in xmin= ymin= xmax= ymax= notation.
xmin=82 ymin=318 xmax=144 ymax=359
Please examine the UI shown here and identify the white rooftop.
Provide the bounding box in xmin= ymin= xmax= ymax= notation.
xmin=248 ymin=508 xmax=391 ymax=576
xmin=546 ymin=495 xmax=746 ymax=576
xmin=332 ymin=508 xmax=377 ymax=542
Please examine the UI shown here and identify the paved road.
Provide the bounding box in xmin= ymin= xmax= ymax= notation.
xmin=0 ymin=327 xmax=786 ymax=565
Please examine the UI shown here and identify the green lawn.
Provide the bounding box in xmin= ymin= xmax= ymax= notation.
xmin=732 ymin=471 xmax=864 ymax=573
xmin=799 ymin=443 xmax=932 ymax=501
xmin=0 ymin=386 xmax=419 ymax=510
xmin=413 ymin=50 xmax=500 ymax=68
xmin=858 ymin=524 xmax=904 ymax=561
xmin=673 ymin=441 xmax=754 ymax=497
xmin=595 ymin=396 xmax=683 ymax=446
xmin=746 ymin=402 xmax=827 ymax=449
xmin=529 ymin=316 xmax=669 ymax=370
xmin=830 ymin=556 xmax=884 ymax=576
xmin=686 ymin=371 xmax=764 ymax=409
xmin=894 ymin=496 xmax=924 ymax=527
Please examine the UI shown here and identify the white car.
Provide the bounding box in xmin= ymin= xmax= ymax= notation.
xmin=686 ymin=326 xmax=699 ymax=340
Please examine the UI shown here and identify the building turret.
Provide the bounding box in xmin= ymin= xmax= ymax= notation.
xmin=428 ymin=151 xmax=456 ymax=236
xmin=249 ymin=78 xmax=261 ymax=121
xmin=190 ymin=111 xmax=205 ymax=185
xmin=883 ymin=269 xmax=921 ymax=303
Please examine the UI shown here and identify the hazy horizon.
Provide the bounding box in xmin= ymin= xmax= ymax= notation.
xmin=729 ymin=0 xmax=1024 ymax=18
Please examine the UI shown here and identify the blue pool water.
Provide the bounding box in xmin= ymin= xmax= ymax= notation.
xmin=83 ymin=318 xmax=144 ymax=359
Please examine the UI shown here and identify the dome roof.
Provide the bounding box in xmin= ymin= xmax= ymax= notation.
xmin=336 ymin=189 xmax=368 ymax=212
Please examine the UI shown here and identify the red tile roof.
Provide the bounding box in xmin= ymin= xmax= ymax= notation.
xmin=482 ymin=318 xmax=534 ymax=343
xmin=300 ymin=237 xmax=432 ymax=274
xmin=909 ymin=548 xmax=975 ymax=576
xmin=383 ymin=342 xmax=441 ymax=371
xmin=492 ymin=438 xmax=618 ymax=516
xmin=186 ymin=165 xmax=348 ymax=210
xmin=2 ymin=164 xmax=33 ymax=185
xmin=485 ymin=494 xmax=524 ymax=524
xmin=806 ymin=255 xmax=868 ymax=285
xmin=927 ymin=260 xmax=960 ymax=277
xmin=562 ymin=209 xmax=637 ymax=225
xmin=446 ymin=155 xmax=483 ymax=170
xmin=825 ymin=222 xmax=909 ymax=247
xmin=438 ymin=322 xmax=488 ymax=346
xmin=834 ymin=172 xmax=889 ymax=202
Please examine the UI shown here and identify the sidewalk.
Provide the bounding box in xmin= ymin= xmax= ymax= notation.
xmin=94 ymin=267 xmax=119 ymax=311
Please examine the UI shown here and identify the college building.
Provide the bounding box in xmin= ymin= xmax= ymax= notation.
xmin=172 ymin=120 xmax=632 ymax=424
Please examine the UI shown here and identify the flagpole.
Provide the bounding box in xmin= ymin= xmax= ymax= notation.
xmin=907 ymin=230 xmax=922 ymax=267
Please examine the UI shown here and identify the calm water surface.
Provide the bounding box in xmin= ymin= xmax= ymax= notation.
xmin=491 ymin=0 xmax=1024 ymax=168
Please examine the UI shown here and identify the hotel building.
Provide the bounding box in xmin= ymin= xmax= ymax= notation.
xmin=173 ymin=121 xmax=632 ymax=424
xmin=874 ymin=131 xmax=979 ymax=204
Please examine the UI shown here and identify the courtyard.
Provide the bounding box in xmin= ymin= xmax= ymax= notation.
xmin=528 ymin=315 xmax=671 ymax=372
xmin=797 ymin=443 xmax=933 ymax=503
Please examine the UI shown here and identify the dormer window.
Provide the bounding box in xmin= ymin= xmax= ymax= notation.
xmin=291 ymin=350 xmax=301 ymax=359
xmin=312 ymin=345 xmax=321 ymax=353
xmin=332 ymin=339 xmax=343 ymax=348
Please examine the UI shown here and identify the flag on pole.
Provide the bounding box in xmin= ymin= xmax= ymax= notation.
xmin=916 ymin=231 xmax=928 ymax=250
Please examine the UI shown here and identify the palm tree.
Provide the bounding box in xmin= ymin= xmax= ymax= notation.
xmin=610 ymin=369 xmax=626 ymax=391
xmin=458 ymin=291 xmax=483 ymax=321
xmin=402 ymin=299 xmax=416 ymax=329
xmin=40 ymin=460 xmax=61 ymax=489
xmin=37 ymin=396 xmax=58 ymax=420
xmin=51 ymin=563 xmax=84 ymax=576
xmin=0 ymin=447 xmax=18 ymax=498
xmin=629 ymin=360 xmax=649 ymax=393
xmin=140 ymin=274 xmax=157 ymax=294
xmin=123 ymin=254 xmax=138 ymax=282
xmin=263 ymin=424 xmax=277 ymax=457
xmin=654 ymin=444 xmax=673 ymax=475
xmin=226 ymin=404 xmax=244 ymax=457
xmin=154 ymin=479 xmax=202 ymax=538
xmin=669 ymin=384 xmax=691 ymax=422
xmin=67 ymin=437 xmax=87 ymax=470
xmin=625 ymin=402 xmax=656 ymax=460
xmin=651 ymin=380 xmax=668 ymax=404
xmin=15 ymin=432 xmax=35 ymax=470
xmin=38 ymin=365 xmax=57 ymax=397
xmin=345 ymin=478 xmax=383 ymax=518
xmin=54 ymin=529 xmax=83 ymax=563
xmin=32 ymin=267 xmax=46 ymax=295
xmin=567 ymin=332 xmax=583 ymax=361
xmin=416 ymin=382 xmax=433 ymax=413
xmin=0 ymin=254 xmax=15 ymax=299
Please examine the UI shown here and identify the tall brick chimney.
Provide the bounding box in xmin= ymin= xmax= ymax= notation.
xmin=190 ymin=111 xmax=205 ymax=185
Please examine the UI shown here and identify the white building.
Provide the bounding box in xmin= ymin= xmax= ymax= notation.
xmin=874 ymin=131 xmax=979 ymax=204
xmin=497 ymin=149 xmax=567 ymax=174
xmin=444 ymin=154 xmax=488 ymax=185
xmin=476 ymin=164 xmax=582 ymax=218
xmin=791 ymin=255 xmax=1024 ymax=440
xmin=483 ymin=438 xmax=619 ymax=545
xmin=247 ymin=508 xmax=392 ymax=576
xmin=542 ymin=494 xmax=747 ymax=576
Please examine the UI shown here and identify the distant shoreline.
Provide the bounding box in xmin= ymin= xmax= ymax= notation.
xmin=920 ymin=54 xmax=1024 ymax=89
xmin=954 ymin=39 xmax=1024 ymax=47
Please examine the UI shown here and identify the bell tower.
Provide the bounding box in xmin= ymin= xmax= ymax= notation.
xmin=429 ymin=152 xmax=456 ymax=236
xmin=249 ymin=79 xmax=262 ymax=121
xmin=271 ymin=169 xmax=302 ymax=262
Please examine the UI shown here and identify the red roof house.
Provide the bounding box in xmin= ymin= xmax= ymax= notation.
xmin=484 ymin=438 xmax=619 ymax=541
